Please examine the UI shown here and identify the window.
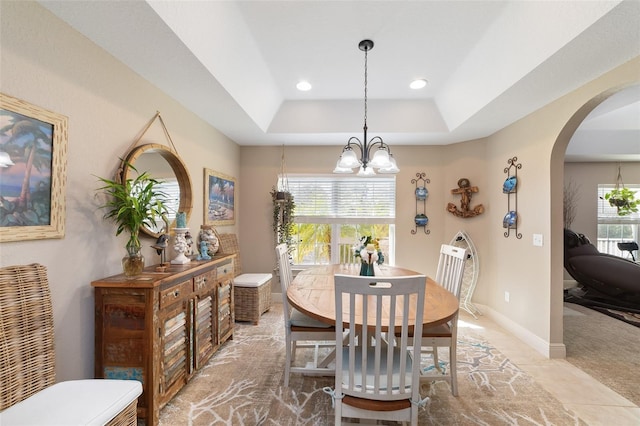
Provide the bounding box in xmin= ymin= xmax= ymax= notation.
xmin=597 ymin=184 xmax=639 ymax=259
xmin=282 ymin=175 xmax=396 ymax=266
xmin=142 ymin=178 xmax=180 ymax=232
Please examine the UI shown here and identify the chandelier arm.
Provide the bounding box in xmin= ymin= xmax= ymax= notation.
xmin=367 ymin=137 xmax=388 ymax=151
xmin=345 ymin=136 xmax=364 ymax=151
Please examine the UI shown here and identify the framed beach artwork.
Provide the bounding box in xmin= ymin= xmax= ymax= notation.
xmin=204 ymin=168 xmax=235 ymax=226
xmin=0 ymin=93 xmax=68 ymax=242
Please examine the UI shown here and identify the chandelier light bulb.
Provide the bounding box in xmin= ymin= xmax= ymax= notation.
xmin=378 ymin=154 xmax=399 ymax=174
xmin=333 ymin=159 xmax=354 ymax=173
xmin=369 ymin=147 xmax=391 ymax=168
xmin=337 ymin=148 xmax=360 ymax=168
xmin=357 ymin=165 xmax=376 ymax=176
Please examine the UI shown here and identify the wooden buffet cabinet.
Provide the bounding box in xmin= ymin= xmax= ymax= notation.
xmin=92 ymin=254 xmax=235 ymax=426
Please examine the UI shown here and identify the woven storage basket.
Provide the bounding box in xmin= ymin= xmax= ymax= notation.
xmin=106 ymin=400 xmax=137 ymax=426
xmin=218 ymin=233 xmax=272 ymax=324
xmin=233 ymin=277 xmax=272 ymax=324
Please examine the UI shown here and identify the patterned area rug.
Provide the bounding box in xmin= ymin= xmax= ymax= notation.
xmin=160 ymin=305 xmax=585 ymax=425
xmin=564 ymin=291 xmax=640 ymax=328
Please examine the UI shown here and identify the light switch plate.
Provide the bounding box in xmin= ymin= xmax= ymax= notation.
xmin=533 ymin=233 xmax=543 ymax=247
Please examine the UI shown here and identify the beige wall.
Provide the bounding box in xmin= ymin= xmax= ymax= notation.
xmin=2 ymin=1 xmax=639 ymax=380
xmin=238 ymin=142 xmax=491 ymax=294
xmin=0 ymin=2 xmax=239 ymax=380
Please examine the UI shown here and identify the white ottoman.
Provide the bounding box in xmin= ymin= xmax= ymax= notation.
xmin=0 ymin=379 xmax=142 ymax=426
xmin=233 ymin=273 xmax=272 ymax=325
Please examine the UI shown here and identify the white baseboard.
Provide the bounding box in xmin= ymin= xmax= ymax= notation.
xmin=476 ymin=303 xmax=566 ymax=359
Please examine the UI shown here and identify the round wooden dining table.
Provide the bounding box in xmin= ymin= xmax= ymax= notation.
xmin=287 ymin=264 xmax=459 ymax=329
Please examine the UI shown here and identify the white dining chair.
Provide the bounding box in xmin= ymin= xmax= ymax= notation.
xmin=275 ymin=243 xmax=336 ymax=387
xmin=419 ymin=244 xmax=468 ymax=396
xmin=326 ymin=274 xmax=428 ymax=425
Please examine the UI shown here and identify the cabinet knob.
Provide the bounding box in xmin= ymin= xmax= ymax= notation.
xmin=174 ymin=290 xmax=180 ymax=297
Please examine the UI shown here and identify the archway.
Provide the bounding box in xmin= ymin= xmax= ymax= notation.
xmin=549 ymin=82 xmax=639 ymax=348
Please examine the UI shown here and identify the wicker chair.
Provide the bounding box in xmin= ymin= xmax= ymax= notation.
xmin=0 ymin=264 xmax=142 ymax=425
xmin=218 ymin=233 xmax=273 ymax=325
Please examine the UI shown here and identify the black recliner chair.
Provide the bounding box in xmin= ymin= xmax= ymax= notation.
xmin=564 ymin=229 xmax=640 ymax=310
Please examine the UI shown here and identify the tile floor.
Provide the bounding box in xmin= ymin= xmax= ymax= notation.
xmin=459 ymin=309 xmax=640 ymax=425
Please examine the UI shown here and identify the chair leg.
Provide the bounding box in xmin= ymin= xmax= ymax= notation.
xmin=433 ymin=347 xmax=442 ymax=373
xmin=450 ymin=324 xmax=458 ymax=396
xmin=449 ymin=338 xmax=458 ymax=396
xmin=284 ymin=337 xmax=293 ymax=387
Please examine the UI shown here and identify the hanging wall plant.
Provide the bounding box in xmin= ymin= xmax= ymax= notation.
xmin=604 ymin=187 xmax=639 ymax=216
xmin=603 ymin=165 xmax=639 ymax=216
xmin=271 ymin=187 xmax=296 ymax=247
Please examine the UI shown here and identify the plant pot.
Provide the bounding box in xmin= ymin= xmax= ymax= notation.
xmin=122 ymin=248 xmax=145 ymax=276
xmin=609 ymin=197 xmax=629 ymax=208
xmin=275 ymin=191 xmax=289 ymax=202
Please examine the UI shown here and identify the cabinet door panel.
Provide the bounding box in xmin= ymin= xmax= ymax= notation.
xmin=160 ymin=304 xmax=188 ymax=404
xmin=217 ymin=280 xmax=233 ymax=343
xmin=194 ymin=294 xmax=216 ymax=368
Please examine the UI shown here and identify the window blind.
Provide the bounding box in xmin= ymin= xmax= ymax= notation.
xmin=282 ymin=175 xmax=396 ymax=224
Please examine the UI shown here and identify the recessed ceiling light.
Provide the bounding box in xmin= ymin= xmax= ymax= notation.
xmin=296 ymin=81 xmax=312 ymax=91
xmin=410 ymin=79 xmax=428 ymax=90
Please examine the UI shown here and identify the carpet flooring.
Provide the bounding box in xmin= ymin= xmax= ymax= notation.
xmin=160 ymin=304 xmax=586 ymax=425
xmin=563 ymin=302 xmax=640 ymax=406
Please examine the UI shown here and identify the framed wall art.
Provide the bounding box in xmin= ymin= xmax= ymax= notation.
xmin=204 ymin=168 xmax=235 ymax=226
xmin=0 ymin=93 xmax=68 ymax=242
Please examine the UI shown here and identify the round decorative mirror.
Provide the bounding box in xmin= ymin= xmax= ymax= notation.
xmin=121 ymin=143 xmax=193 ymax=238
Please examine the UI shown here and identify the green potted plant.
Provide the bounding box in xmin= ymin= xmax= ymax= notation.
xmin=604 ymin=186 xmax=639 ymax=216
xmin=602 ymin=165 xmax=639 ymax=217
xmin=271 ymin=187 xmax=295 ymax=247
xmin=96 ymin=164 xmax=169 ymax=276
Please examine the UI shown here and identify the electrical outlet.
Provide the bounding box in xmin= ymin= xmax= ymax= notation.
xmin=533 ymin=233 xmax=543 ymax=247
xmin=504 ymin=291 xmax=510 ymax=302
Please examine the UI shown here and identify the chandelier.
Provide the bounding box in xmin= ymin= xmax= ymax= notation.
xmin=333 ymin=40 xmax=399 ymax=176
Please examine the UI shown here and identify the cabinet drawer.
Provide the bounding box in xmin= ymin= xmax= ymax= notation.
xmin=194 ymin=270 xmax=215 ymax=293
xmin=160 ymin=280 xmax=191 ymax=309
xmin=216 ymin=261 xmax=233 ymax=280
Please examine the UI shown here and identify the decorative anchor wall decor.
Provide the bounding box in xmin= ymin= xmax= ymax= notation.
xmin=447 ymin=178 xmax=484 ymax=218
xmin=412 ymin=172 xmax=430 ymax=235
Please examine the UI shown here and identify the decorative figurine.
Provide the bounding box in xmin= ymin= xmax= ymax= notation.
xmin=197 ymin=240 xmax=211 ymax=260
xmin=151 ymin=234 xmax=169 ymax=271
